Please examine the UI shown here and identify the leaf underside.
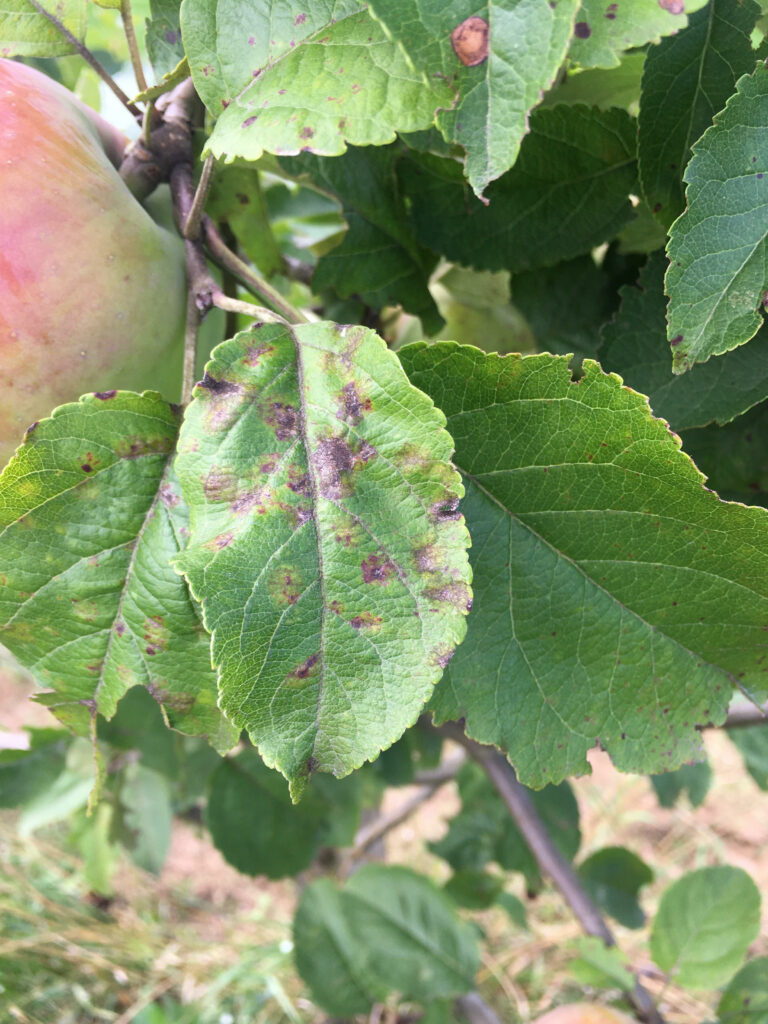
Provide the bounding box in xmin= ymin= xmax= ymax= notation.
xmin=174 ymin=321 xmax=471 ymax=797
xmin=400 ymin=344 xmax=768 ymax=787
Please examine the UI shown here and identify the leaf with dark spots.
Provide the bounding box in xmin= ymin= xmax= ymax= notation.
xmin=174 ymin=321 xmax=471 ymax=797
xmin=569 ymin=0 xmax=708 ymax=69
xmin=0 ymin=392 xmax=237 ymax=755
xmin=199 ymin=371 xmax=242 ymax=395
xmin=398 ymin=343 xmax=768 ymax=788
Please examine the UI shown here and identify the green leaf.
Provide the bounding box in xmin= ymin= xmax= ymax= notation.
xmin=651 ymin=865 xmax=761 ymax=989
xmin=74 ymin=801 xmax=120 ymax=896
xmin=510 ymin=254 xmax=623 ymax=363
xmin=639 ymin=0 xmax=760 ymax=229
xmin=18 ymin=737 xmax=95 ymax=835
xmin=145 ymin=0 xmax=185 ymax=78
xmin=667 ymin=63 xmax=768 ymax=373
xmin=718 ymin=957 xmax=768 ymax=1023
xmin=569 ymin=0 xmax=709 ymax=70
xmin=97 ymin=686 xmax=181 ymax=779
xmin=0 ymin=392 xmax=236 ymax=753
xmin=206 ymin=164 xmax=284 ymax=278
xmin=0 ymin=0 xmax=87 ymax=56
xmin=368 ymin=0 xmax=581 ymax=198
xmin=400 ymin=105 xmax=637 ymax=274
xmin=577 ymin=846 xmax=653 ymax=929
xmin=280 ymin=147 xmax=442 ymax=333
xmin=600 ymin=253 xmax=768 ymax=430
xmin=343 ymin=865 xmax=479 ymax=1001
xmin=399 ymin=344 xmax=768 ymax=787
xmin=444 ymin=869 xmax=504 ymax=910
xmin=568 ymin=936 xmax=635 ymax=990
xmin=729 ymin=724 xmax=768 ymax=789
xmin=293 ymin=878 xmax=383 ymax=1017
xmin=174 ymin=322 xmax=471 ymax=797
xmin=680 ymin=401 xmax=768 ymax=505
xmin=205 ymin=748 xmax=361 ymax=878
xmin=181 ymin=2 xmax=451 ymax=162
xmin=650 ymin=760 xmax=712 ymax=807
xmin=496 ymin=891 xmax=528 ymax=929
xmin=119 ymin=763 xmax=173 ymax=874
xmin=541 ymin=51 xmax=646 ymax=111
xmin=0 ymin=728 xmax=69 ymax=808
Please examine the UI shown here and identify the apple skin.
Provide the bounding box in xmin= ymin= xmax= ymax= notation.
xmin=532 ymin=1004 xmax=637 ymax=1024
xmin=0 ymin=60 xmax=186 ymax=465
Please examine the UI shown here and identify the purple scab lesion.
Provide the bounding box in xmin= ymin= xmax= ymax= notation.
xmin=294 ymin=12 xmax=306 ymax=24
xmin=294 ymin=652 xmax=320 ymax=678
xmin=164 ymin=28 xmax=178 ymax=43
xmin=337 ymin=381 xmax=372 ymax=425
xmin=115 ymin=622 xmax=126 ymax=636
xmin=264 ymin=401 xmax=299 ymax=440
xmin=242 ymin=115 xmax=258 ymax=128
xmin=574 ymin=21 xmax=591 ymax=37
xmin=605 ymin=2 xmax=617 ymax=17
xmin=670 ymin=334 xmax=684 ymax=347
xmin=430 ymin=497 xmax=462 ymax=522
xmin=361 ymin=554 xmax=395 ymax=585
xmin=94 ymin=390 xmax=117 ymax=400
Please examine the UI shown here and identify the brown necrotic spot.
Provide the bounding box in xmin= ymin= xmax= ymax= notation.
xmin=287 ymin=463 xmax=310 ymax=494
xmin=451 ymin=16 xmax=489 ymax=66
xmin=202 ymin=467 xmax=239 ymax=503
xmin=294 ymin=652 xmax=320 ymax=678
xmin=159 ymin=483 xmax=180 ymax=508
xmin=264 ymin=401 xmax=298 ymax=440
xmin=431 ymin=646 xmax=456 ymax=670
xmin=425 ymin=582 xmax=473 ymax=612
xmin=198 ymin=372 xmax=241 ymax=395
xmin=268 ymin=564 xmax=305 ymax=606
xmin=299 ymin=126 xmax=315 ymax=139
xmin=349 ymin=611 xmax=383 ymax=631
xmin=361 ymin=554 xmax=396 ymax=585
xmin=313 ymin=435 xmax=355 ymax=499
xmin=430 ymin=497 xmax=462 ymax=522
xmin=574 ymin=20 xmax=591 ymax=37
xmin=337 ymin=381 xmax=372 ymax=425
xmin=243 ymin=342 xmax=274 ymax=366
xmin=658 ymin=0 xmax=684 ymax=12
xmin=94 ymin=390 xmax=117 ymax=400
xmin=670 ymin=334 xmax=684 ymax=347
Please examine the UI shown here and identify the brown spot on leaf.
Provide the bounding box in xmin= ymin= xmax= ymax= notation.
xmin=143 ymin=615 xmax=169 ymax=653
xmin=350 ymin=611 xmax=383 ymax=631
xmin=295 ymin=12 xmax=306 ymax=24
xmin=115 ymin=622 xmax=126 ymax=636
xmin=206 ymin=531 xmax=234 ymax=550
xmin=361 ymin=554 xmax=396 ymax=585
xmin=337 ymin=381 xmax=372 ymax=425
xmin=658 ymin=0 xmax=684 ymax=12
xmin=268 ymin=564 xmax=304 ymax=605
xmin=294 ymin=652 xmax=320 ymax=678
xmin=430 ymin=497 xmax=462 ymax=522
xmin=198 ymin=372 xmax=242 ymax=395
xmin=242 ymin=115 xmax=258 ymax=128
xmin=313 ymin=435 xmax=355 ymax=499
xmin=425 ymin=582 xmax=472 ymax=613
xmin=431 ymin=646 xmax=455 ymax=669
xmin=94 ymin=390 xmax=117 ymax=400
xmin=670 ymin=334 xmax=684 ymax=347
xmin=203 ymin=467 xmax=239 ymax=503
xmin=299 ymin=126 xmax=315 ymax=139
xmin=574 ymin=20 xmax=591 ymax=37
xmin=451 ymin=15 xmax=489 ymax=66
xmin=605 ymin=2 xmax=618 ymax=16
xmin=159 ymin=483 xmax=180 ymax=508
xmin=287 ymin=463 xmax=310 ymax=494
xmin=243 ymin=342 xmax=274 ymax=366
xmin=264 ymin=401 xmax=298 ymax=440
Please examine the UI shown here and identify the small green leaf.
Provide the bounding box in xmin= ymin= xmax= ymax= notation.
xmin=444 ymin=869 xmax=504 ymax=910
xmin=206 ymin=164 xmax=284 ymax=279
xmin=119 ymin=763 xmax=173 ymax=874
xmin=569 ymin=0 xmax=709 ymax=70
xmin=181 ymin=3 xmax=451 ymax=162
xmin=400 ymin=105 xmax=637 ymax=275
xmin=400 ymin=344 xmax=768 ymax=786
xmin=651 ymin=865 xmax=761 ymax=989
xmin=541 ymin=51 xmax=646 ymax=111
xmin=568 ymin=936 xmax=635 ymax=990
xmin=280 ymin=147 xmax=442 ymax=332
xmin=174 ymin=322 xmax=470 ymax=796
xmin=600 ymin=253 xmax=768 ymax=430
xmin=639 ymin=0 xmax=760 ymax=229
xmin=496 ymin=891 xmax=528 ymax=930
xmin=368 ymin=0 xmax=581 ymax=198
xmin=667 ymin=63 xmax=768 ymax=372
xmin=145 ymin=0 xmax=185 ymax=78
xmin=0 ymin=392 xmax=236 ymax=753
xmin=577 ymin=846 xmax=653 ymax=929
xmin=18 ymin=737 xmax=95 ymax=836
xmin=343 ymin=865 xmax=479 ymax=1001
xmin=718 ymin=957 xmax=768 ymax=1023
xmin=74 ymin=801 xmax=120 ymax=896
xmin=729 ymin=724 xmax=768 ymax=790
xmin=132 ymin=57 xmax=190 ymax=104
xmin=205 ymin=748 xmax=361 ymax=878
xmin=650 ymin=760 xmax=712 ymax=807
xmin=0 ymin=0 xmax=87 ymax=56
xmin=0 ymin=728 xmax=69 ymax=808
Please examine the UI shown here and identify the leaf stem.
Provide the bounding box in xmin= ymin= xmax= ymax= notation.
xmin=183 ymin=154 xmax=217 ymax=240
xmin=212 ymin=293 xmax=287 ymax=324
xmin=202 ymin=217 xmax=310 ymax=324
xmin=25 ymin=0 xmax=141 ymax=118
xmin=426 ymin=720 xmax=665 ymax=1024
xmin=119 ymin=0 xmax=148 ymax=95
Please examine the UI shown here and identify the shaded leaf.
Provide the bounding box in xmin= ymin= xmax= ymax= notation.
xmin=205 ymin=748 xmax=361 ymax=878
xmin=680 ymin=401 xmax=768 ymax=506
xmin=496 ymin=891 xmax=528 ymax=930
xmin=431 ymin=265 xmax=534 ymax=355
xmin=96 ymin=685 xmax=180 ymax=779
xmin=651 ymin=865 xmax=761 ymax=989
xmin=600 ymin=253 xmax=768 ymax=430
xmin=639 ymin=0 xmax=760 ymax=229
xmin=294 ymin=878 xmax=382 ymax=1017
xmin=181 ymin=3 xmax=451 ymax=162
xmin=569 ymin=0 xmax=709 ymax=70
xmin=18 ymin=737 xmax=94 ymax=835
xmin=541 ymin=51 xmax=645 ymax=111
xmin=0 ymin=392 xmax=236 ymax=752
xmin=280 ymin=146 xmax=442 ymax=332
xmin=174 ymin=322 xmax=470 ymax=797
xmin=400 ymin=105 xmax=636 ymax=275
xmin=650 ymin=759 xmax=712 ymax=807
xmin=667 ymin=63 xmax=768 ymax=372
xmin=577 ymin=846 xmax=653 ymax=929
xmin=568 ymin=936 xmax=635 ymax=990
xmin=206 ymin=163 xmax=285 ymax=278
xmin=119 ymin=763 xmax=173 ymax=874
xmin=399 ymin=344 xmax=768 ymax=787
xmin=368 ymin=0 xmax=581 ymax=198
xmin=145 ymin=0 xmax=185 ymax=78
xmin=444 ymin=869 xmax=504 ymax=910
xmin=0 ymin=0 xmax=87 ymax=56
xmin=0 ymin=728 xmax=69 ymax=808
xmin=718 ymin=957 xmax=768 ymax=1023
xmin=729 ymin=724 xmax=768 ymax=789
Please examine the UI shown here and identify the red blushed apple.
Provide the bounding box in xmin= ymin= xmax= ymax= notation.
xmin=0 ymin=60 xmax=186 ymax=465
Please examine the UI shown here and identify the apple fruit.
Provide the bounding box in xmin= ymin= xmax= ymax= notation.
xmin=0 ymin=60 xmax=186 ymax=466
xmin=532 ymin=1004 xmax=638 ymax=1024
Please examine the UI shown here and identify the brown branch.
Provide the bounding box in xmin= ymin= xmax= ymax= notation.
xmin=119 ymin=0 xmax=148 ymax=95
xmin=184 ymin=154 xmax=217 ymax=240
xmin=25 ymin=0 xmax=141 ymax=118
xmin=426 ymin=720 xmax=664 ymax=1024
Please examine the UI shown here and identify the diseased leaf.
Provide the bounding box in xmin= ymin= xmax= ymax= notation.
xmin=569 ymin=0 xmax=709 ymax=70
xmin=180 ymin=2 xmax=451 ymax=162
xmin=667 ymin=63 xmax=768 ymax=372
xmin=368 ymin=0 xmax=580 ymax=198
xmin=0 ymin=0 xmax=87 ymax=56
xmin=718 ymin=957 xmax=768 ymax=1023
xmin=0 ymin=392 xmax=236 ymax=752
xmin=650 ymin=760 xmax=712 ymax=807
xmin=280 ymin=147 xmax=442 ymax=333
xmin=680 ymin=401 xmax=768 ymax=505
xmin=174 ymin=321 xmax=471 ymax=797
xmin=145 ymin=0 xmax=185 ymax=77
xmin=206 ymin=164 xmax=284 ymax=278
xmin=639 ymin=0 xmax=760 ymax=229
xmin=400 ymin=106 xmax=637 ymax=275
xmin=651 ymin=866 xmax=761 ymax=989
xmin=577 ymin=846 xmax=653 ymax=929
xmin=400 ymin=344 xmax=768 ymax=787
xmin=600 ymin=253 xmax=768 ymax=430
